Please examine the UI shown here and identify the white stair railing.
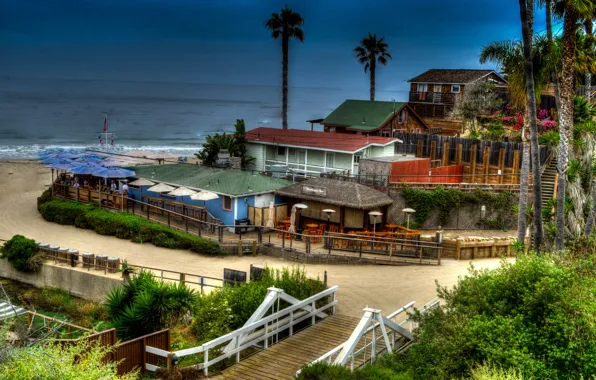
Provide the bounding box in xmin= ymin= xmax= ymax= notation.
xmin=297 ymin=298 xmax=440 ymax=376
xmin=145 ymin=285 xmax=338 ymax=376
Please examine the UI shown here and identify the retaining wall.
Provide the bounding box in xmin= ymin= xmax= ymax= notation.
xmin=0 ymin=260 xmax=123 ymax=301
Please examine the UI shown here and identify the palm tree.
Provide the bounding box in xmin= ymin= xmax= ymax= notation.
xmin=554 ymin=0 xmax=596 ymax=249
xmin=583 ymin=18 xmax=593 ymax=98
xmin=265 ymin=6 xmax=305 ymax=130
xmin=354 ymin=33 xmax=392 ymax=101
xmin=538 ymin=0 xmax=563 ymax=115
xmin=480 ymin=34 xmax=553 ymax=248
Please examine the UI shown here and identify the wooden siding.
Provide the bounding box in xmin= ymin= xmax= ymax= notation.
xmin=246 ymin=143 xmax=265 ymax=171
xmin=114 ymin=329 xmax=171 ymax=375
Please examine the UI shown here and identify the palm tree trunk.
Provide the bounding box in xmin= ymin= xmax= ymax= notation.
xmin=370 ymin=59 xmax=376 ymax=101
xmin=585 ymin=184 xmax=596 ymax=236
xmin=546 ymin=0 xmax=563 ymax=116
xmin=555 ymin=8 xmax=579 ymax=249
xmin=585 ymin=19 xmax=593 ymax=100
xmin=518 ymin=136 xmax=531 ymax=245
xmin=518 ymin=0 xmax=544 ymax=250
xmin=282 ymin=33 xmax=289 ymax=130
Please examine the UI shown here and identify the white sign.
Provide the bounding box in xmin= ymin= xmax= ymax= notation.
xmin=302 ymin=185 xmax=327 ymax=197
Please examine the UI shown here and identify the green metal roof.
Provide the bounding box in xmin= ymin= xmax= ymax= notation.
xmin=128 ymin=165 xmax=292 ymax=197
xmin=347 ymin=125 xmax=383 ymax=131
xmin=322 ymin=100 xmax=407 ymax=130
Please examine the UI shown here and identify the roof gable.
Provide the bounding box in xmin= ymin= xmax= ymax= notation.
xmin=245 ymin=127 xmax=399 ymax=153
xmin=322 ymin=100 xmax=407 ymax=128
xmin=407 ymin=69 xmax=507 ymax=84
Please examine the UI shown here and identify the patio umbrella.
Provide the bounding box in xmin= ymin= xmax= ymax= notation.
xmin=168 ymin=187 xmax=197 ymax=197
xmin=288 ymin=205 xmax=297 ymax=233
xmin=46 ymin=162 xmax=75 ymax=171
xmin=190 ymin=191 xmax=219 ymax=201
xmin=266 ymin=200 xmax=275 ymax=228
xmin=68 ymin=164 xmax=102 ymax=175
xmin=147 ymin=183 xmax=176 ymax=193
xmin=129 ymin=178 xmax=155 ymax=186
xmin=40 ymin=157 xmax=73 ymax=165
xmin=91 ymin=167 xmax=136 ymax=178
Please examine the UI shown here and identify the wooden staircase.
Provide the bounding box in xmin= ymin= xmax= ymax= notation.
xmin=541 ymin=155 xmax=558 ymax=209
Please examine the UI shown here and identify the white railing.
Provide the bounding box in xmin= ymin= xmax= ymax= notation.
xmin=297 ymin=298 xmax=440 ymax=376
xmin=145 ymin=285 xmax=339 ymax=376
xmin=265 ymin=159 xmax=349 ymax=176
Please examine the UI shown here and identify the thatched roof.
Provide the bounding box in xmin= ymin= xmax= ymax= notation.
xmin=275 ymin=178 xmax=393 ymax=210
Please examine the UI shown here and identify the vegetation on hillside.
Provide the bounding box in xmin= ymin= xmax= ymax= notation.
xmin=0 ymin=235 xmax=44 ymax=273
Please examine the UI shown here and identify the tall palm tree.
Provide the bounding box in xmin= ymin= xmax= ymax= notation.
xmin=265 ymin=6 xmax=305 ymax=130
xmin=538 ymin=0 xmax=563 ymax=114
xmin=518 ymin=0 xmax=545 ymax=250
xmin=584 ymin=18 xmax=593 ymax=98
xmin=554 ymin=0 xmax=596 ymax=249
xmin=354 ymin=33 xmax=392 ymax=101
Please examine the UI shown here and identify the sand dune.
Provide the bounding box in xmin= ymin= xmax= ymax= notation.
xmin=0 ymin=161 xmax=509 ymax=317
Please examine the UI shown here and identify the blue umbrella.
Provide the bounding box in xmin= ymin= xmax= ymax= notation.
xmin=68 ymin=164 xmax=102 ymax=175
xmin=91 ymin=167 xmax=136 ymax=178
xmin=46 ymin=162 xmax=74 ymax=171
xmin=41 ymin=158 xmax=74 ymax=165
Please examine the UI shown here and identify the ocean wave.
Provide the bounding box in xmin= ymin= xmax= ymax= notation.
xmin=0 ymin=143 xmax=202 ymax=159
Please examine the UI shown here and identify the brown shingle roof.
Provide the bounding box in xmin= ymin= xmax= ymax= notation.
xmin=408 ymin=69 xmax=503 ymax=84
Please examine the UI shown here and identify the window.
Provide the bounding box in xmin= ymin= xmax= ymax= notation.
xmin=417 ymin=83 xmax=428 ymax=92
xmin=326 ymin=152 xmax=335 ymax=168
xmin=277 ymin=146 xmax=286 ymax=156
xmin=451 ymin=85 xmax=461 ymax=93
xmin=222 ymin=196 xmax=232 ymax=211
xmin=288 ymin=148 xmax=296 ymax=157
xmin=434 ymin=84 xmax=442 ymax=93
xmin=353 ymin=154 xmax=361 ymax=164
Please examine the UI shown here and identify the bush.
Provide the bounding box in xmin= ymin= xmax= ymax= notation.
xmin=36 ymin=187 xmax=52 ymax=210
xmin=1 ymin=235 xmax=42 ymax=273
xmin=38 ymin=199 xmax=221 ymax=255
xmin=106 ymin=271 xmax=198 ymax=340
xmin=296 ymin=363 xmax=354 ymax=380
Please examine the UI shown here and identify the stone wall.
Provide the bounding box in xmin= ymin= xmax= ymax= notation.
xmin=0 ymin=260 xmax=123 ymax=301
xmin=387 ymin=188 xmax=518 ymax=231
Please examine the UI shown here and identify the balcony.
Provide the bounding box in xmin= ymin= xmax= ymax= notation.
xmin=409 ymin=92 xmax=457 ymax=104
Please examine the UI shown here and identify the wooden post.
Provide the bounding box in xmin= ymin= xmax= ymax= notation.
xmin=252 ymin=241 xmax=257 ymax=256
xmin=482 ymin=145 xmax=490 ymax=184
xmin=180 ymin=273 xmax=185 ymax=285
xmin=506 ymin=244 xmax=511 ymax=257
xmin=498 ymin=148 xmax=505 ymax=184
xmin=416 ymin=140 xmax=423 ymax=157
xmin=442 ymin=141 xmax=449 ymax=166
xmin=430 ymin=140 xmax=437 ymax=163
xmin=238 ymin=240 xmax=243 ymax=256
xmin=455 ymin=239 xmax=461 ymax=261
xmin=473 ymin=246 xmax=478 ymax=260
xmin=470 ymin=145 xmax=477 ymax=183
xmin=491 ymin=241 xmax=496 ymax=258
xmin=512 ymin=149 xmax=520 ymax=184
xmin=455 ymin=144 xmax=463 ymax=165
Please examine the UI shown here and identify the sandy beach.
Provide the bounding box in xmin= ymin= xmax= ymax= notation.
xmin=0 ymin=160 xmax=511 ymax=317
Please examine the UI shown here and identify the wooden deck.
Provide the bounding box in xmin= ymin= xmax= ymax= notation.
xmin=213 ymin=314 xmax=360 ymax=380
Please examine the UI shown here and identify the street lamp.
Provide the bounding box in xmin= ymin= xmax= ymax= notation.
xmin=402 ymin=208 xmax=416 ymax=229
xmin=322 ymin=209 xmax=336 ymax=232
xmin=368 ymin=211 xmax=383 ymax=234
xmin=294 ymin=203 xmax=308 ymax=240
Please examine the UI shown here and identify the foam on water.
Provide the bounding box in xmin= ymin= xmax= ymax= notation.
xmin=0 ymin=143 xmax=202 ymax=159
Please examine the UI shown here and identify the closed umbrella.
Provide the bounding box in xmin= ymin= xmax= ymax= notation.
xmin=147 ymin=183 xmax=176 ymax=193
xmin=168 ymin=187 xmax=197 ymax=196
xmin=266 ymin=200 xmax=275 ymax=228
xmin=288 ymin=205 xmax=297 ymax=233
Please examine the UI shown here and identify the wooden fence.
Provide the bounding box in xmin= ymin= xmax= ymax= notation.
xmin=441 ymin=238 xmax=516 ymax=260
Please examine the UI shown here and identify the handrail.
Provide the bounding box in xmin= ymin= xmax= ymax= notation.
xmin=540 ymin=150 xmax=554 ymax=176
xmin=146 ymin=285 xmax=339 ymax=376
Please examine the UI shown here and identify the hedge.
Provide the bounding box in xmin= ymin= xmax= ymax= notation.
xmin=0 ymin=234 xmax=44 ymax=272
xmin=38 ymin=199 xmax=220 ymax=255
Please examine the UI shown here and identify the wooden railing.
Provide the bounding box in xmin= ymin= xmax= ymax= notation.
xmin=27 ymin=311 xmax=93 ymax=338
xmin=52 ymin=184 xmax=127 ymax=210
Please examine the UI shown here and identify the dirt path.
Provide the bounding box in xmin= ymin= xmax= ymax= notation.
xmin=0 ymin=161 xmax=511 ymax=317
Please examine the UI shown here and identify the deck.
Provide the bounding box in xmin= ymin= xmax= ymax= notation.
xmin=213 ymin=314 xmax=360 ymax=379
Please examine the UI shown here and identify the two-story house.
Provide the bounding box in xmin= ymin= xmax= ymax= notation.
xmin=245 ymin=127 xmax=400 ymax=176
xmin=320 ymin=100 xmax=430 ymax=137
xmin=407 ymin=69 xmax=508 ymax=124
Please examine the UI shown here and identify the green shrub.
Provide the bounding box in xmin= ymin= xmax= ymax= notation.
xmin=38 ymin=199 xmax=221 ymax=255
xmin=36 ymin=187 xmax=52 ymax=210
xmin=296 ymin=363 xmax=354 ymax=380
xmin=1 ymin=235 xmax=42 ymax=272
xmin=106 ymin=271 xmax=198 ymax=340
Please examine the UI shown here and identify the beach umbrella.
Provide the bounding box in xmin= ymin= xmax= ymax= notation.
xmin=40 ymin=157 xmax=73 ymax=165
xmin=168 ymin=187 xmax=197 ymax=197
xmin=266 ymin=200 xmax=275 ymax=228
xmin=288 ymin=205 xmax=297 ymax=233
xmin=68 ymin=164 xmax=102 ymax=175
xmin=46 ymin=162 xmax=75 ymax=171
xmin=91 ymin=167 xmax=136 ymax=178
xmin=147 ymin=183 xmax=175 ymax=193
xmin=190 ymin=191 xmax=219 ymax=201
xmin=129 ymin=178 xmax=155 ymax=186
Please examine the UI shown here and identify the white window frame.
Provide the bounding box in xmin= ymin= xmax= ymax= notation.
xmin=287 ymin=148 xmax=296 ymax=158
xmin=417 ymin=83 xmax=428 ymax=92
xmin=276 ymin=146 xmax=286 ymax=156
xmin=451 ymin=84 xmax=461 ymax=93
xmin=434 ymin=84 xmax=442 ymax=93
xmin=325 ymin=152 xmax=335 ymax=168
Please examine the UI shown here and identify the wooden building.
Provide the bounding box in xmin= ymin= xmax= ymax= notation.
xmin=320 ymin=100 xmax=430 ymax=137
xmin=407 ymin=69 xmax=509 ymax=135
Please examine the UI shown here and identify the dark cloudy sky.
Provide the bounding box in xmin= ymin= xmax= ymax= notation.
xmin=1 ymin=0 xmax=549 ymax=91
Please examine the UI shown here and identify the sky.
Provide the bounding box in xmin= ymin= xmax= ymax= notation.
xmin=0 ymin=0 xmax=549 ymax=91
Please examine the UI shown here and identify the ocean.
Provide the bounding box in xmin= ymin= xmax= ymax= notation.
xmin=0 ymin=76 xmax=409 ymax=159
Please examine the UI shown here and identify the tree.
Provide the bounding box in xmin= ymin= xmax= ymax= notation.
xmin=554 ymin=0 xmax=596 ymax=249
xmin=480 ymin=34 xmax=553 ymax=246
xmin=265 ymin=6 xmax=304 ymax=130
xmin=583 ymin=15 xmax=594 ymax=98
xmin=354 ymin=33 xmax=392 ymax=101
xmin=518 ymin=0 xmax=545 ymax=250
xmin=453 ymin=81 xmax=503 ymax=132
xmin=233 ymin=119 xmax=254 ymax=170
